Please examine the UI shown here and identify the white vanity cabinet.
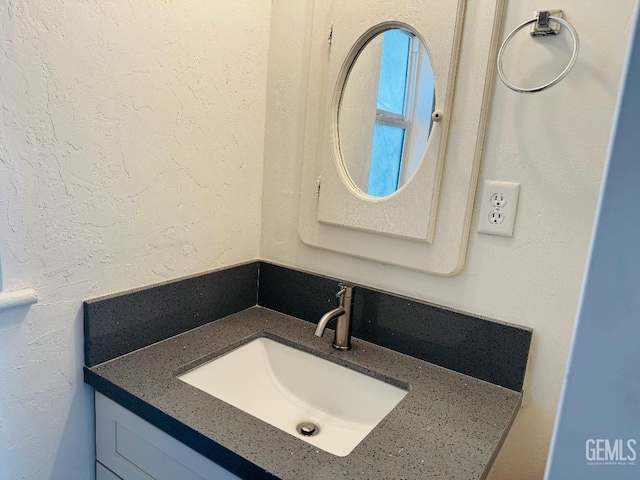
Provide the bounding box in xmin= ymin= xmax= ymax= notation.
xmin=95 ymin=392 xmax=240 ymax=480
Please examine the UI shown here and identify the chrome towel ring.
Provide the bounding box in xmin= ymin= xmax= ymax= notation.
xmin=497 ymin=10 xmax=579 ymax=93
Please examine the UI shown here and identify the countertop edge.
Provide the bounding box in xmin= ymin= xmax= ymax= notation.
xmin=480 ymin=394 xmax=523 ymax=479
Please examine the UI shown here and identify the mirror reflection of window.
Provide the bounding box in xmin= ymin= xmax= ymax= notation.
xmin=368 ymin=30 xmax=435 ymax=197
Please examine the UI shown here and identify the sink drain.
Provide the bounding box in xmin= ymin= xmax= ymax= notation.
xmin=296 ymin=422 xmax=320 ymax=437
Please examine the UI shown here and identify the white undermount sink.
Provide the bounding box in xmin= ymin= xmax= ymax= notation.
xmin=177 ymin=337 xmax=408 ymax=456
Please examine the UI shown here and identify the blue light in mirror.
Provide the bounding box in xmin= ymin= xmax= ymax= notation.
xmin=368 ymin=29 xmax=412 ymax=196
xmin=368 ymin=124 xmax=405 ymax=197
xmin=376 ymin=29 xmax=411 ymax=115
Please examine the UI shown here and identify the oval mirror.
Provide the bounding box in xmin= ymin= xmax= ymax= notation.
xmin=338 ymin=28 xmax=435 ymax=198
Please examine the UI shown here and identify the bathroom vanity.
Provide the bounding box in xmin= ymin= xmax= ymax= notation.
xmin=84 ymin=262 xmax=532 ymax=479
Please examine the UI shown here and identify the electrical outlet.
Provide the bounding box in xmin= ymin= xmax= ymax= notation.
xmin=490 ymin=192 xmax=507 ymax=208
xmin=478 ymin=181 xmax=520 ymax=237
xmin=488 ymin=209 xmax=505 ymax=224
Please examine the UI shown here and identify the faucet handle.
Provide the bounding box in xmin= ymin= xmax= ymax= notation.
xmin=336 ymin=283 xmax=354 ymax=299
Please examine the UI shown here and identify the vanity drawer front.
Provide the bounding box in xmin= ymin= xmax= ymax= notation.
xmin=96 ymin=392 xmax=239 ymax=480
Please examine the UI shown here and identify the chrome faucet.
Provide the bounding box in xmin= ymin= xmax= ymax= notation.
xmin=314 ymin=284 xmax=354 ymax=350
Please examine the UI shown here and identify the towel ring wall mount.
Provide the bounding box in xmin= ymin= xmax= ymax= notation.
xmin=497 ymin=10 xmax=580 ymax=93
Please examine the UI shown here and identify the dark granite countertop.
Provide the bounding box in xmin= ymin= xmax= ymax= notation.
xmin=85 ymin=306 xmax=522 ymax=480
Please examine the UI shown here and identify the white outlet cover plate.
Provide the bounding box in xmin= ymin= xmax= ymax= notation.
xmin=478 ymin=181 xmax=520 ymax=237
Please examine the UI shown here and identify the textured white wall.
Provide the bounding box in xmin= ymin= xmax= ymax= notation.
xmin=261 ymin=0 xmax=637 ymax=478
xmin=0 ymin=1 xmax=270 ymax=478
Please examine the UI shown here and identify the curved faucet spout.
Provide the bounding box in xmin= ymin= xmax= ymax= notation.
xmin=314 ymin=307 xmax=345 ymax=337
xmin=313 ymin=284 xmax=354 ymax=350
